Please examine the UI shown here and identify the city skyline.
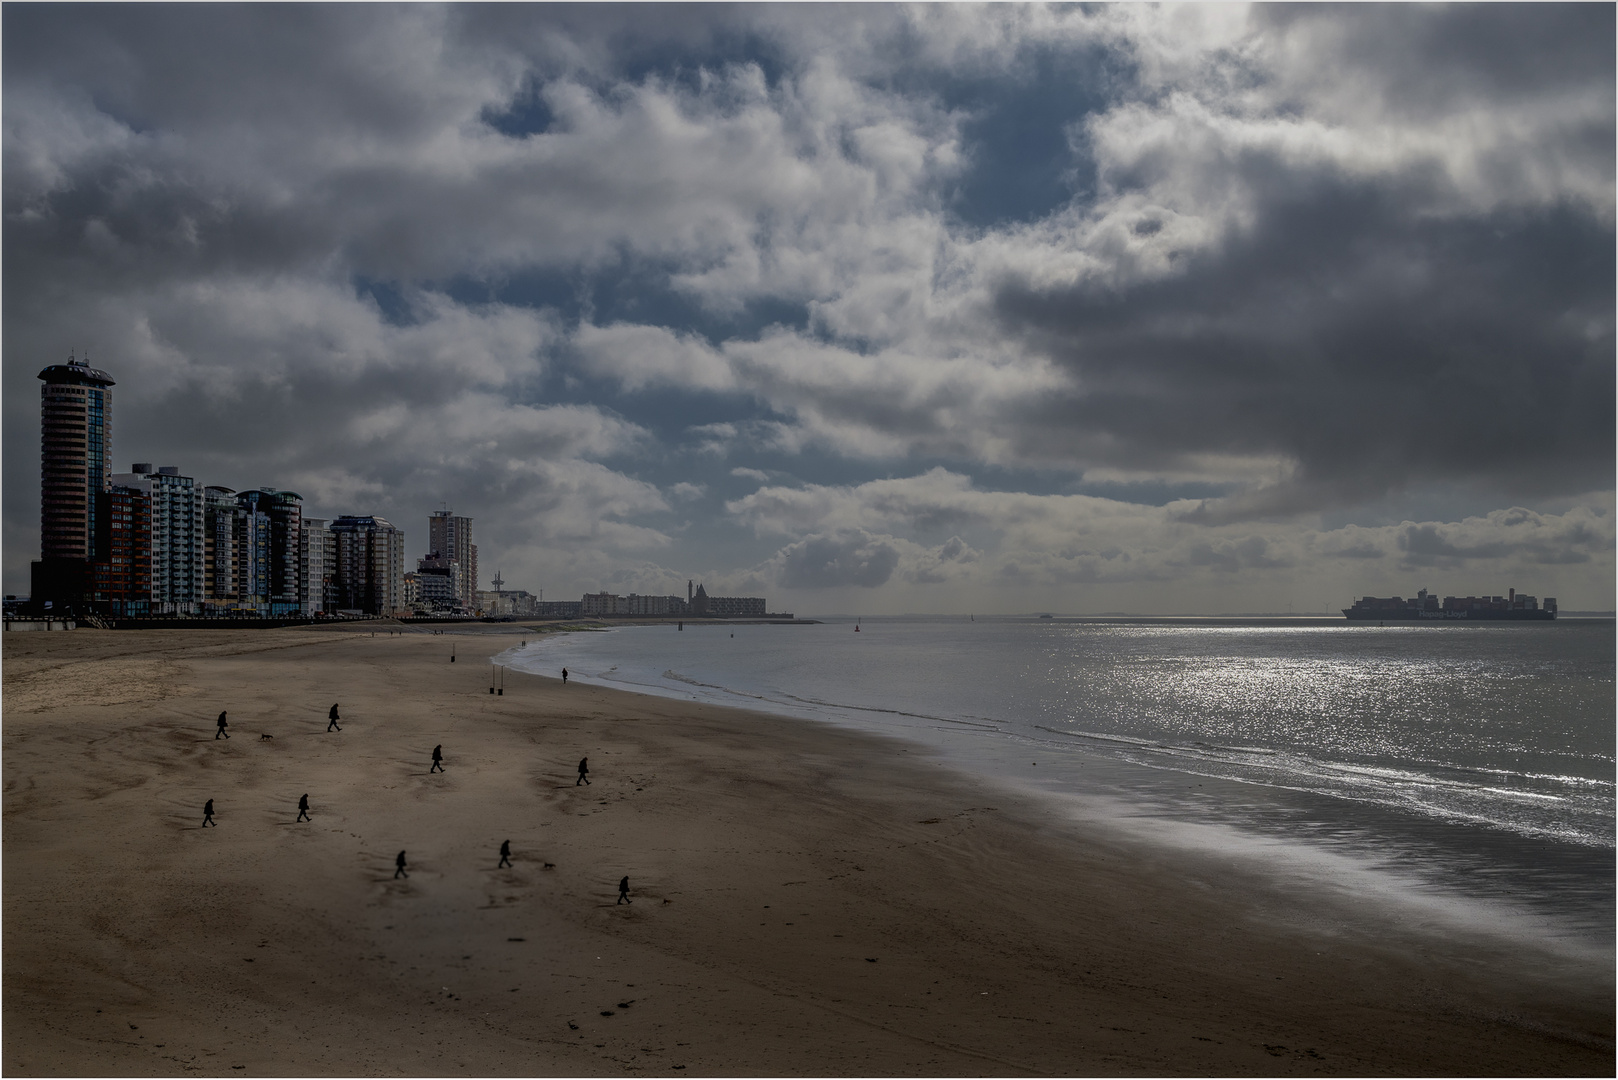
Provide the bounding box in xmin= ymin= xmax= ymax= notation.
xmin=5 ymin=5 xmax=1613 ymax=614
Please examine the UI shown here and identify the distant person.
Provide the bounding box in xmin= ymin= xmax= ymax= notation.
xmin=430 ymin=744 xmax=444 ymax=773
xmin=562 ymin=668 xmax=568 ymax=684
xmin=297 ymin=794 xmax=311 ymax=822
xmin=203 ymin=799 xmax=216 ymax=827
xmin=499 ymin=840 xmax=512 ymax=868
xmin=327 ymin=704 xmax=342 ymax=732
xmin=618 ymin=875 xmax=631 ymax=905
xmin=576 ymin=757 xmax=590 ymax=785
xmin=215 ymin=711 xmax=230 ymax=739
xmin=395 ymin=851 xmax=408 ymax=879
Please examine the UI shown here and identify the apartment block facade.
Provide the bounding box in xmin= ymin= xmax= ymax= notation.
xmin=331 ymin=515 xmax=405 ymax=615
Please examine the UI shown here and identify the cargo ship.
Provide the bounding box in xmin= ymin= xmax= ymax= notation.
xmin=1343 ymin=588 xmax=1555 ymax=621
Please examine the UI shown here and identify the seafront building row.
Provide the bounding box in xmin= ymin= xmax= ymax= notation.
xmin=28 ymin=355 xmax=773 ymax=621
xmin=479 ymin=580 xmax=774 ymax=620
xmin=29 ymin=354 xmax=472 ymax=618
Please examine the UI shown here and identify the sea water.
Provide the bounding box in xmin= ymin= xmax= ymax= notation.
xmin=503 ymin=617 xmax=1614 ymax=956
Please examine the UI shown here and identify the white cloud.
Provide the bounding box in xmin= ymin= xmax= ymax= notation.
xmin=729 ymin=470 xmax=1614 ymax=607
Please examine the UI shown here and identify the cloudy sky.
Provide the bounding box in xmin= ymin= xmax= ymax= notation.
xmin=5 ymin=3 xmax=1613 ymax=614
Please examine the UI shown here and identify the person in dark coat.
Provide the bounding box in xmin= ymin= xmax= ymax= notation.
xmin=297 ymin=794 xmax=311 ymax=822
xmin=430 ymin=745 xmax=444 ymax=773
xmin=203 ymin=799 xmax=216 ymax=826
xmin=327 ymin=704 xmax=342 ymax=732
xmin=215 ymin=711 xmax=230 ymax=739
xmin=498 ymin=840 xmax=512 ymax=868
xmin=617 ymin=875 xmax=631 ymax=904
xmin=562 ymin=667 xmax=568 ymax=683
xmin=395 ymin=851 xmax=408 ymax=878
xmin=576 ymin=757 xmax=590 ymax=785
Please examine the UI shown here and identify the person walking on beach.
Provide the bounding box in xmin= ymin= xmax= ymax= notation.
xmin=297 ymin=794 xmax=311 ymax=822
xmin=562 ymin=667 xmax=568 ymax=684
xmin=499 ymin=840 xmax=512 ymax=868
xmin=576 ymin=757 xmax=590 ymax=785
xmin=395 ymin=851 xmax=408 ymax=878
xmin=430 ymin=745 xmax=444 ymax=773
xmin=215 ymin=711 xmax=230 ymax=739
xmin=203 ymin=799 xmax=216 ymax=827
xmin=618 ymin=875 xmax=632 ymax=904
xmin=327 ymin=704 xmax=342 ymax=732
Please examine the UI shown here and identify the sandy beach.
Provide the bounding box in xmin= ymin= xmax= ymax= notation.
xmin=3 ymin=626 xmax=1611 ymax=1076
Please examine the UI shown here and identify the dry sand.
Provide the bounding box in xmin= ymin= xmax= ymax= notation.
xmin=3 ymin=626 xmax=1611 ymax=1076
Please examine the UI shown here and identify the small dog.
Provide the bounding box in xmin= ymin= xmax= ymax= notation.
xmin=543 ymin=861 xmax=555 ymax=870
xmin=260 ymin=733 xmax=274 ymax=740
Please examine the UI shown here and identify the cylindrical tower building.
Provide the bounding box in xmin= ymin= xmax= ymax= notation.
xmin=38 ymin=354 xmax=114 ymax=562
xmin=33 ymin=355 xmax=115 ymax=608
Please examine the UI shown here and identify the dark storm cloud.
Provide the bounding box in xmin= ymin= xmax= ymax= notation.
xmin=993 ymin=177 xmax=1615 ymax=513
xmin=1254 ymin=3 xmax=1616 ymax=114
xmin=1397 ymin=508 xmax=1606 ymax=569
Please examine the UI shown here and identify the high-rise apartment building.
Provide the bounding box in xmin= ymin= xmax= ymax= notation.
xmin=112 ymin=464 xmax=204 ymax=615
xmin=236 ymin=488 xmax=303 ymax=616
xmin=91 ymin=484 xmax=152 ymax=616
xmin=33 ymin=354 xmax=115 ymax=606
xmin=427 ymin=510 xmax=477 ymax=609
xmin=331 ymin=515 xmax=405 ymax=615
xmin=203 ymin=486 xmax=243 ymax=613
xmin=300 ymin=518 xmax=337 ymax=615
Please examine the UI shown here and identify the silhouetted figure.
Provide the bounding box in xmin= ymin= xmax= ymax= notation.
xmin=327 ymin=704 xmax=341 ymax=732
xmin=562 ymin=668 xmax=568 ymax=683
xmin=395 ymin=851 xmax=408 ymax=878
xmin=499 ymin=840 xmax=512 ymax=868
xmin=203 ymin=799 xmax=216 ymax=827
xmin=215 ymin=711 xmax=230 ymax=739
xmin=430 ymin=744 xmax=444 ymax=773
xmin=618 ymin=876 xmax=631 ymax=904
xmin=297 ymin=794 xmax=311 ymax=822
xmin=576 ymin=757 xmax=590 ymax=785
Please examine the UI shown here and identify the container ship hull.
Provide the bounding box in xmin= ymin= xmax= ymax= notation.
xmin=1341 ymin=608 xmax=1555 ymax=621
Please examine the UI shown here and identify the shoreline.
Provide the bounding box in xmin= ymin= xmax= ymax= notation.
xmin=4 ymin=627 xmax=1612 ymax=1075
xmin=516 ymin=622 xmax=1616 ymax=958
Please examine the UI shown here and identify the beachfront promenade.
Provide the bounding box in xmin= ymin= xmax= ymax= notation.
xmin=3 ymin=626 xmax=1610 ymax=1075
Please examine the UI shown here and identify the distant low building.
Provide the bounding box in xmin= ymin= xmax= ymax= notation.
xmin=480 ymin=589 xmax=539 ymax=617
xmin=581 ymin=591 xmax=625 ymax=617
xmin=688 ymin=581 xmax=765 ymax=617
xmin=577 ymin=582 xmax=774 ymax=618
xmin=415 ymin=563 xmax=459 ymax=610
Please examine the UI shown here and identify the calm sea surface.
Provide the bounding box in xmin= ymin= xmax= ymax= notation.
xmin=504 ymin=618 xmax=1614 ymax=954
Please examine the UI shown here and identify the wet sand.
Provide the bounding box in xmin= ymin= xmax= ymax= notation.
xmin=3 ymin=626 xmax=1611 ymax=1076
